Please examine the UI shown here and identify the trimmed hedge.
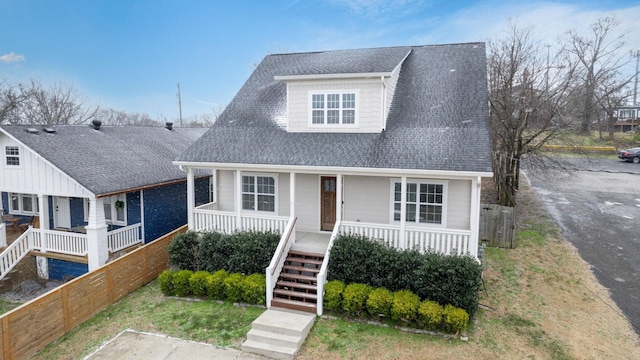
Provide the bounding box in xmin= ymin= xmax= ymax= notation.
xmin=323 ymin=282 xmax=469 ymax=334
xmin=328 ymin=234 xmax=482 ymax=317
xmin=158 ymin=269 xmax=266 ymax=305
xmin=168 ymin=230 xmax=280 ymax=275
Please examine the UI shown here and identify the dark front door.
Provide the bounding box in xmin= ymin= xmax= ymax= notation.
xmin=320 ymin=176 xmax=337 ymax=231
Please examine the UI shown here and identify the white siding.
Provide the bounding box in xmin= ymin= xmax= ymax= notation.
xmin=294 ymin=174 xmax=319 ymax=232
xmin=383 ymin=64 xmax=402 ymax=128
xmin=0 ymin=134 xmax=92 ymax=198
xmin=216 ymin=170 xmax=235 ymax=211
xmin=446 ymin=180 xmax=471 ymax=230
xmin=277 ymin=172 xmax=290 ymax=216
xmin=286 ymin=79 xmax=383 ymax=133
xmin=343 ymin=176 xmax=389 ymax=224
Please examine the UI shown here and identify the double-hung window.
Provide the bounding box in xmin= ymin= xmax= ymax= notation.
xmin=101 ymin=194 xmax=127 ymax=226
xmin=242 ymin=175 xmax=276 ymax=212
xmin=9 ymin=193 xmax=39 ymax=215
xmin=311 ymin=91 xmax=357 ymax=125
xmin=5 ymin=146 xmax=20 ymax=166
xmin=392 ymin=181 xmax=446 ymax=225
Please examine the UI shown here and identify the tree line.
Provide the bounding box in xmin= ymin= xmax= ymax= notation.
xmin=0 ymin=79 xmax=216 ymax=127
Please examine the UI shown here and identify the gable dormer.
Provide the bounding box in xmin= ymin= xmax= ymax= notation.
xmin=274 ymin=48 xmax=411 ymax=133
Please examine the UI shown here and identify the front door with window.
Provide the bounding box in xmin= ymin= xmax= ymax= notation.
xmin=54 ymin=196 xmax=71 ymax=229
xmin=320 ymin=176 xmax=336 ymax=231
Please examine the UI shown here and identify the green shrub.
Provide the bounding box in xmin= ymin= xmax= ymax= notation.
xmin=224 ymin=273 xmax=245 ymax=303
xmin=189 ymin=271 xmax=210 ymax=297
xmin=443 ymin=304 xmax=469 ymax=333
xmin=323 ymin=280 xmax=345 ymax=312
xmin=328 ymin=234 xmax=482 ymax=317
xmin=158 ymin=270 xmax=175 ymax=296
xmin=366 ymin=287 xmax=393 ymax=318
xmin=168 ymin=231 xmax=201 ymax=271
xmin=417 ymin=300 xmax=444 ymax=331
xmin=173 ymin=270 xmax=194 ymax=297
xmin=241 ymin=273 xmax=266 ymax=304
xmin=342 ymin=283 xmax=372 ymax=316
xmin=206 ymin=269 xmax=228 ymax=300
xmin=390 ymin=290 xmax=420 ymax=322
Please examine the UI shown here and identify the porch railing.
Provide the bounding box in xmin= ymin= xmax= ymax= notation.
xmin=108 ymin=223 xmax=143 ymax=253
xmin=193 ymin=209 xmax=289 ymax=234
xmin=339 ymin=221 xmax=473 ymax=256
xmin=32 ymin=229 xmax=88 ymax=256
xmin=0 ymin=230 xmax=33 ymax=280
xmin=265 ymin=217 xmax=297 ymax=308
xmin=316 ymin=220 xmax=342 ymax=316
xmin=195 ymin=202 xmax=217 ymax=211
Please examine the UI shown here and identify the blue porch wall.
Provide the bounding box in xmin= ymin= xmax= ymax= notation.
xmin=47 ymin=258 xmax=88 ymax=281
xmin=1 ymin=192 xmax=7 ymax=214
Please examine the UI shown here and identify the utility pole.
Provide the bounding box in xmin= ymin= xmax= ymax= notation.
xmin=633 ymin=51 xmax=640 ymax=106
xmin=177 ymin=82 xmax=183 ymax=127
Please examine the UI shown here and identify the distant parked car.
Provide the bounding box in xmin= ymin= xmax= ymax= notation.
xmin=617 ymin=147 xmax=640 ymax=163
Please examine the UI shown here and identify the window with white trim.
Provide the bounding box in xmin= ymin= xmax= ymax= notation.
xmin=100 ymin=194 xmax=127 ymax=225
xmin=242 ymin=175 xmax=276 ymax=212
xmin=9 ymin=193 xmax=39 ymax=215
xmin=5 ymin=146 xmax=20 ymax=166
xmin=310 ymin=91 xmax=357 ymax=125
xmin=392 ymin=181 xmax=446 ymax=225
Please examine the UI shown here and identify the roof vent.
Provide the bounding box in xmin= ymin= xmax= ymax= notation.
xmin=26 ymin=128 xmax=39 ymax=134
xmin=165 ymin=122 xmax=173 ymax=130
xmin=43 ymin=127 xmax=56 ymax=133
xmin=91 ymin=120 xmax=102 ymax=130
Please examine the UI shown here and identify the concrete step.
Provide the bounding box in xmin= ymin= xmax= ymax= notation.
xmin=251 ymin=309 xmax=316 ymax=337
xmin=242 ymin=309 xmax=316 ymax=360
xmin=242 ymin=339 xmax=296 ymax=360
xmin=246 ymin=328 xmax=303 ymax=348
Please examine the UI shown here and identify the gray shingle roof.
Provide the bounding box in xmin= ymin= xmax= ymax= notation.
xmin=1 ymin=125 xmax=207 ymax=195
xmin=177 ymin=43 xmax=493 ymax=174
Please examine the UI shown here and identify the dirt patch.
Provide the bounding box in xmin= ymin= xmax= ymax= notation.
xmin=0 ymin=279 xmax=63 ymax=303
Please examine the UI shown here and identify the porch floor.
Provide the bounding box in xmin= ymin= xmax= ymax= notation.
xmin=291 ymin=232 xmax=331 ymax=254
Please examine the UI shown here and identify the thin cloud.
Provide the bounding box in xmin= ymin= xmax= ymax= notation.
xmin=0 ymin=52 xmax=25 ymax=63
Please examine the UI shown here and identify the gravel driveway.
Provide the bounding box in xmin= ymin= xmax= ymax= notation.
xmin=525 ymin=157 xmax=640 ymax=336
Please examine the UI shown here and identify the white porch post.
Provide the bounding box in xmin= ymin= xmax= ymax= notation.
xmin=399 ymin=176 xmax=407 ymax=250
xmin=186 ymin=168 xmax=194 ymax=230
xmin=140 ymin=190 xmax=146 ymax=242
xmin=36 ymin=194 xmax=49 ymax=279
xmin=235 ymin=170 xmax=242 ymax=231
xmin=289 ymin=172 xmax=295 ymax=218
xmin=469 ymin=176 xmax=481 ymax=258
xmin=86 ymin=197 xmax=108 ymax=271
xmin=336 ymin=174 xmax=343 ymax=223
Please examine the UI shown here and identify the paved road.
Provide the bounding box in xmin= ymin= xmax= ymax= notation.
xmin=525 ymin=157 xmax=640 ymax=336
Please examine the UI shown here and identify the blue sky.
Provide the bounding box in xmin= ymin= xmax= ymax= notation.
xmin=1 ymin=0 xmax=639 ymax=122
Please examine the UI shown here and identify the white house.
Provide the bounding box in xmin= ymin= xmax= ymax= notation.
xmin=174 ymin=43 xmax=493 ymax=314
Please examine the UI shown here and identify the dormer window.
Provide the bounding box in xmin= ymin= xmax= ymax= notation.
xmin=310 ymin=91 xmax=357 ymax=125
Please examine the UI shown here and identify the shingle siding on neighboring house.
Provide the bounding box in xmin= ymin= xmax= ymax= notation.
xmin=48 ymin=258 xmax=88 ymax=281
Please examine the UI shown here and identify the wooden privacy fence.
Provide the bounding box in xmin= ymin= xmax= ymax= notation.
xmin=0 ymin=224 xmax=187 ymax=360
xmin=479 ymin=204 xmax=516 ymax=248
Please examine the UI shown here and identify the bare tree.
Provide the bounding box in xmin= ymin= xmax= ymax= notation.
xmin=1 ymin=80 xmax=99 ymax=125
xmin=98 ymin=108 xmax=160 ymax=126
xmin=565 ymin=17 xmax=634 ymax=134
xmin=0 ymin=80 xmax=24 ymax=124
xmin=488 ymin=23 xmax=576 ymax=207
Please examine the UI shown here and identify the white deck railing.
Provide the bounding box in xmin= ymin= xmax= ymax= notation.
xmin=195 ymin=202 xmax=218 ymax=211
xmin=0 ymin=230 xmax=33 ymax=280
xmin=316 ymin=221 xmax=342 ymax=316
xmin=32 ymin=229 xmax=88 ymax=256
xmin=266 ymin=217 xmax=297 ymax=308
xmin=108 ymin=223 xmax=143 ymax=253
xmin=193 ymin=209 xmax=289 ymax=234
xmin=339 ymin=221 xmax=473 ymax=256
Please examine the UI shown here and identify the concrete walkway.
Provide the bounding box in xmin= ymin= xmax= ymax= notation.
xmin=85 ymin=330 xmax=268 ymax=360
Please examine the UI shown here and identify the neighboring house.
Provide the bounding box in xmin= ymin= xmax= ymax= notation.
xmin=174 ymin=43 xmax=493 ymax=314
xmin=602 ymin=105 xmax=640 ymax=132
xmin=0 ymin=122 xmax=210 ymax=280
